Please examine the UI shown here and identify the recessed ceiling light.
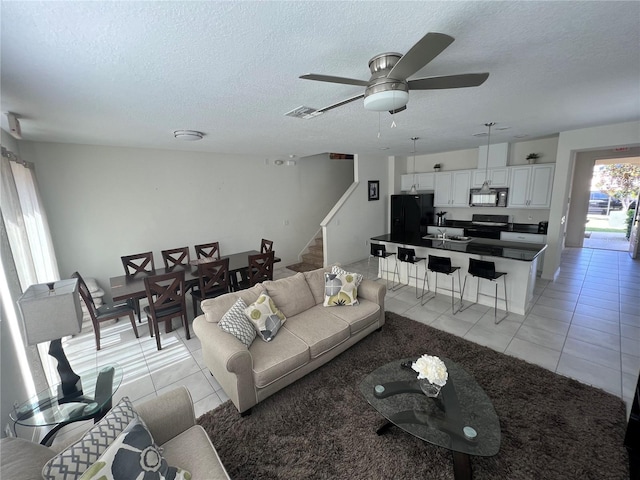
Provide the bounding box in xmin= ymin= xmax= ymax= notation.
xmin=514 ymin=134 xmax=529 ymax=138
xmin=173 ymin=130 xmax=204 ymax=141
xmin=495 ymin=126 xmax=511 ymax=131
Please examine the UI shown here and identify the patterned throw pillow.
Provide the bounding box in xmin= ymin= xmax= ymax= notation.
xmin=244 ymin=293 xmax=286 ymax=342
xmin=79 ymin=417 xmax=190 ymax=480
xmin=331 ymin=265 xmax=363 ymax=287
xmin=218 ymin=298 xmax=256 ymax=347
xmin=323 ymin=272 xmax=359 ymax=306
xmin=43 ymin=397 xmax=138 ymax=480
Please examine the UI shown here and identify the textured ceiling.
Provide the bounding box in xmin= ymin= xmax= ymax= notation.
xmin=1 ymin=1 xmax=639 ymax=159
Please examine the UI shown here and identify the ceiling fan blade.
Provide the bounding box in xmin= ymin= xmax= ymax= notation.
xmin=408 ymin=73 xmax=490 ymax=90
xmin=387 ymin=32 xmax=455 ymax=80
xmin=300 ymin=74 xmax=370 ymax=87
xmin=316 ymin=93 xmax=365 ymax=113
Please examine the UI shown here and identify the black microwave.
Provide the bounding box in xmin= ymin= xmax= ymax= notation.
xmin=469 ymin=188 xmax=508 ymax=207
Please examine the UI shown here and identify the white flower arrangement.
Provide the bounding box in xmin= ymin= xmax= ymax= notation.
xmin=411 ymin=354 xmax=448 ymax=387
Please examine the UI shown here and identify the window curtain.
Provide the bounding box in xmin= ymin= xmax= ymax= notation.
xmin=1 ymin=147 xmax=60 ymax=388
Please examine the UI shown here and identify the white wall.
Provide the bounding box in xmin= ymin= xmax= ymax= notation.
xmin=323 ymin=153 xmax=389 ymax=265
xmin=16 ymin=142 xmax=353 ymax=299
xmin=543 ymin=121 xmax=640 ymax=279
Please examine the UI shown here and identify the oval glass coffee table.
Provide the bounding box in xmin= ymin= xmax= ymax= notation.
xmin=10 ymin=364 xmax=122 ymax=446
xmin=359 ymin=357 xmax=500 ymax=480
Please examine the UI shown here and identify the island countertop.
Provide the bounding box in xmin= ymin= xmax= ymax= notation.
xmin=370 ymin=233 xmax=547 ymax=262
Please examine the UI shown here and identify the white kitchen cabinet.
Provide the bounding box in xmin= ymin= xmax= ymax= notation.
xmin=507 ymin=164 xmax=555 ymax=208
xmin=434 ymin=170 xmax=471 ymax=207
xmin=471 ymin=168 xmax=510 ymax=188
xmin=400 ymin=173 xmax=435 ymax=192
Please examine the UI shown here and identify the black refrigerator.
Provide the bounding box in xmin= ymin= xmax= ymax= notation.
xmin=391 ymin=194 xmax=435 ymax=236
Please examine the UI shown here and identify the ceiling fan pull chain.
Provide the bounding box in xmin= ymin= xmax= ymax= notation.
xmin=391 ymin=119 xmax=397 ymax=129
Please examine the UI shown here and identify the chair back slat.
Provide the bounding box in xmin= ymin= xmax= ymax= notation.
xmin=248 ymin=251 xmax=274 ymax=286
xmin=195 ymin=242 xmax=220 ymax=260
xmin=260 ymin=239 xmax=274 ymax=254
xmin=121 ymin=252 xmax=155 ymax=276
xmin=144 ymin=270 xmax=186 ymax=314
xmin=198 ymin=258 xmax=230 ymax=296
xmin=71 ymin=271 xmax=97 ymax=316
xmin=162 ymin=247 xmax=190 ymax=269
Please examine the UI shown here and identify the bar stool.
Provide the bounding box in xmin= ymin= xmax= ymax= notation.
xmin=423 ymin=255 xmax=462 ymax=314
xmin=459 ymin=258 xmax=508 ymax=324
xmin=394 ymin=247 xmax=427 ymax=299
xmin=368 ymin=243 xmax=396 ymax=289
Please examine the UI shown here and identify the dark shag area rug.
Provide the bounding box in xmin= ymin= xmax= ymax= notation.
xmin=197 ymin=312 xmax=630 ymax=479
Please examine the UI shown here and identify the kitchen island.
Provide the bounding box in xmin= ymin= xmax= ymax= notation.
xmin=371 ymin=233 xmax=547 ymax=315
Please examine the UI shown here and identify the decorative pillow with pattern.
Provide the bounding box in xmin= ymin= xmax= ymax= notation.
xmin=244 ymin=293 xmax=286 ymax=342
xmin=331 ymin=265 xmax=363 ymax=287
xmin=218 ymin=298 xmax=256 ymax=347
xmin=79 ymin=417 xmax=190 ymax=480
xmin=42 ymin=397 xmax=138 ymax=480
xmin=323 ymin=272 xmax=359 ymax=306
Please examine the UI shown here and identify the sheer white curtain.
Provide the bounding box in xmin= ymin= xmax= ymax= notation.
xmin=1 ymin=149 xmax=61 ymax=388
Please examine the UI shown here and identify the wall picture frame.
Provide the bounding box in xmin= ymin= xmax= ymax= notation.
xmin=368 ymin=180 xmax=379 ymax=201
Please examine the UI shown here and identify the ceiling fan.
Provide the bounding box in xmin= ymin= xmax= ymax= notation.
xmin=299 ymin=32 xmax=489 ymax=115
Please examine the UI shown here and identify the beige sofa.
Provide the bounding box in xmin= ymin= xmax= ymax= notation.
xmin=193 ymin=266 xmax=386 ymax=415
xmin=0 ymin=387 xmax=230 ymax=480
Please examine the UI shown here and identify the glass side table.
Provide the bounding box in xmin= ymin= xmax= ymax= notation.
xmin=10 ymin=364 xmax=123 ymax=446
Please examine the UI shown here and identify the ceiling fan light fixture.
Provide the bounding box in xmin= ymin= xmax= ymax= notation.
xmin=363 ymin=90 xmax=409 ymax=112
xmin=173 ymin=130 xmax=204 ymax=141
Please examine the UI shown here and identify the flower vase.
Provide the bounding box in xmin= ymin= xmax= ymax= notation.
xmin=418 ymin=378 xmax=442 ymax=398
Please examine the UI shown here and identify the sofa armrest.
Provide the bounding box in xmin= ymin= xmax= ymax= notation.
xmin=358 ymin=278 xmax=386 ymax=306
xmin=135 ymin=386 xmax=196 ymax=446
xmin=193 ymin=315 xmax=255 ymax=413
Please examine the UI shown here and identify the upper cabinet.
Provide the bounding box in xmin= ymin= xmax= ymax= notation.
xmin=471 ymin=167 xmax=510 ymax=188
xmin=508 ymin=164 xmax=555 ymax=208
xmin=434 ymin=170 xmax=472 ymax=207
xmin=400 ymin=172 xmax=435 ymax=192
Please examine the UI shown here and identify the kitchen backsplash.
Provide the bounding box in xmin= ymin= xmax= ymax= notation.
xmin=436 ymin=207 xmax=550 ymax=224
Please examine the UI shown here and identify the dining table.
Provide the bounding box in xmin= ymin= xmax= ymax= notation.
xmin=109 ymin=250 xmax=280 ymax=328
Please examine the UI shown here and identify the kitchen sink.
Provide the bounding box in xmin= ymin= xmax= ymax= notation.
xmin=423 ymin=234 xmax=474 ymax=244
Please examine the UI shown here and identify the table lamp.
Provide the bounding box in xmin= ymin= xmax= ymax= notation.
xmin=17 ymin=278 xmax=84 ymax=399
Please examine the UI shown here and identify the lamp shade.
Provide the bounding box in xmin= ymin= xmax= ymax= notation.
xmin=18 ymin=279 xmax=83 ymax=345
xmin=363 ymin=90 xmax=409 ymax=112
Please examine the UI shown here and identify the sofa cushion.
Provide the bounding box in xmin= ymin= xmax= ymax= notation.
xmin=0 ymin=437 xmax=55 ymax=480
xmin=245 ymin=293 xmax=286 ymax=342
xmin=325 ymin=298 xmax=381 ymax=334
xmin=250 ymin=327 xmax=310 ymax=388
xmin=161 ymin=425 xmax=230 ymax=480
xmin=202 ymin=284 xmax=264 ymax=323
xmin=303 ymin=266 xmax=333 ymax=305
xmin=43 ymin=396 xmax=138 ymax=480
xmin=78 ymin=417 xmax=189 ymax=480
xmin=323 ymin=272 xmax=359 ymax=306
xmin=263 ymin=272 xmax=315 ymax=317
xmin=218 ymin=297 xmax=255 ymax=347
xmin=283 ymin=307 xmax=350 ymax=358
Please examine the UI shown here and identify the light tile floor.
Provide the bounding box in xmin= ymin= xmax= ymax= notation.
xmin=37 ymin=248 xmax=640 ymax=445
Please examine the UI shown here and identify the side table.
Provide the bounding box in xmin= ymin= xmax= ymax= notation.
xmin=10 ymin=364 xmax=123 ymax=446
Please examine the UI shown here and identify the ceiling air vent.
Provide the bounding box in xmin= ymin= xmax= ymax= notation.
xmin=284 ymin=106 xmax=323 ymax=119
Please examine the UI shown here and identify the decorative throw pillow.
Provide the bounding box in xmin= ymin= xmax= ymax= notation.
xmin=43 ymin=397 xmax=138 ymax=480
xmin=244 ymin=293 xmax=286 ymax=342
xmin=331 ymin=265 xmax=363 ymax=287
xmin=78 ymin=417 xmax=190 ymax=480
xmin=323 ymin=272 xmax=359 ymax=306
xmin=218 ymin=298 xmax=256 ymax=347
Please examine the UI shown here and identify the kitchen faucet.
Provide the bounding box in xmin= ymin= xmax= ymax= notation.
xmin=437 ymin=228 xmax=447 ymax=239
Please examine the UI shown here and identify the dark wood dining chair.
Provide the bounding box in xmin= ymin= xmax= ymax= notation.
xmin=72 ymin=272 xmax=139 ymax=351
xmin=161 ymin=247 xmax=190 ymax=269
xmin=194 ymin=242 xmax=220 ymax=260
xmin=121 ymin=251 xmax=155 ymax=322
xmin=260 ymin=238 xmax=274 ymax=254
xmin=143 ymin=270 xmax=190 ymax=351
xmin=236 ymin=251 xmax=274 ymax=290
xmin=190 ymin=258 xmax=230 ymax=316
